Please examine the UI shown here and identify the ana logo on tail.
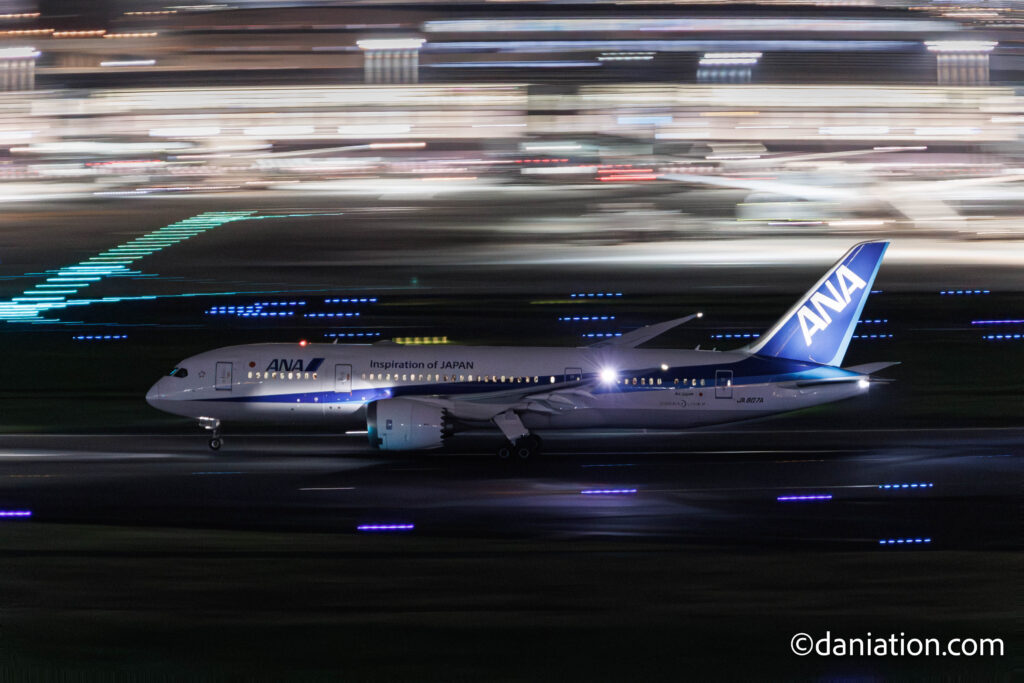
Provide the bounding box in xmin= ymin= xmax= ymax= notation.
xmin=797 ymin=265 xmax=866 ymax=346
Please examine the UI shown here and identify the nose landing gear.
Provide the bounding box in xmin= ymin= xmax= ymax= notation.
xmin=199 ymin=417 xmax=222 ymax=451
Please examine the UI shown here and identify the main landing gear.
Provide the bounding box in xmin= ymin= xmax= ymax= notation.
xmin=199 ymin=417 xmax=222 ymax=451
xmin=496 ymin=435 xmax=543 ymax=461
xmin=493 ymin=411 xmax=542 ymax=461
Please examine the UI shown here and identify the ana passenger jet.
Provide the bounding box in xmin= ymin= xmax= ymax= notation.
xmin=147 ymin=241 xmax=895 ymax=459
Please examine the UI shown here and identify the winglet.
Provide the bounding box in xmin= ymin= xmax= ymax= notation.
xmin=745 ymin=241 xmax=889 ymax=367
xmin=589 ymin=312 xmax=702 ymax=348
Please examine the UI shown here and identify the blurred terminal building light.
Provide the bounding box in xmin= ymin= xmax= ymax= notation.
xmin=0 ymin=1 xmax=1014 ymax=89
xmin=0 ymin=0 xmax=1014 ymax=198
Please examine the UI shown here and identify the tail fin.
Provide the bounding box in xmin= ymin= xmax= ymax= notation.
xmin=745 ymin=240 xmax=889 ymax=367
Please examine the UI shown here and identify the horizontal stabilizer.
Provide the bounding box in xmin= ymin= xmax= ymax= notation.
xmin=844 ymin=361 xmax=900 ymax=375
xmin=589 ymin=313 xmax=702 ymax=348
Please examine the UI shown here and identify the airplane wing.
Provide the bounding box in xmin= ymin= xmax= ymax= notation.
xmin=392 ymin=378 xmax=601 ymax=423
xmin=588 ymin=313 xmax=702 ymax=348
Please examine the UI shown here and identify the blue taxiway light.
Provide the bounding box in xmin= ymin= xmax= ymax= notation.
xmin=357 ymin=524 xmax=414 ymax=532
xmin=879 ymin=483 xmax=933 ymax=489
xmin=324 ymin=332 xmax=382 ymax=338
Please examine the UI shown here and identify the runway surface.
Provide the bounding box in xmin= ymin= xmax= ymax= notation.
xmin=0 ymin=429 xmax=1020 ymax=547
xmin=0 ymin=430 xmax=1019 ymax=680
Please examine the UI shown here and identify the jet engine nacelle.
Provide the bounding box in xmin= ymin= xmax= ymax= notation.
xmin=366 ymin=398 xmax=446 ymax=451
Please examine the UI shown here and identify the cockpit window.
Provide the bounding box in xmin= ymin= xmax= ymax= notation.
xmin=168 ymin=367 xmax=188 ymax=378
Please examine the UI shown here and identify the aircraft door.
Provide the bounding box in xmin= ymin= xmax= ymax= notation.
xmin=335 ymin=364 xmax=352 ymax=395
xmin=565 ymin=367 xmax=583 ymax=382
xmin=715 ymin=370 xmax=733 ymax=399
xmin=215 ymin=362 xmax=233 ymax=391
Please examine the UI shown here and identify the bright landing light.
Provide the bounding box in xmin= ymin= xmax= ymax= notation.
xmin=858 ymin=379 xmax=870 ymax=389
xmin=600 ymin=368 xmax=618 ymax=384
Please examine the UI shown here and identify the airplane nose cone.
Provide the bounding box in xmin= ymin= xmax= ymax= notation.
xmin=146 ymin=380 xmax=164 ymax=407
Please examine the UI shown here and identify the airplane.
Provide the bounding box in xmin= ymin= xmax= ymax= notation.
xmin=146 ymin=240 xmax=895 ymax=459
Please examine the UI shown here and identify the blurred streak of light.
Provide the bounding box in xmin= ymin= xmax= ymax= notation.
xmin=432 ymin=40 xmax=917 ymax=53
xmin=0 ymin=46 xmax=38 ymax=58
xmin=521 ymin=165 xmax=597 ymax=175
xmin=150 ymin=127 xmax=221 ymax=137
xmin=496 ymin=239 xmax=1024 ymax=269
xmin=12 ymin=142 xmax=190 ymax=155
xmin=430 ymin=61 xmax=602 ymax=68
xmin=336 ymin=124 xmax=411 ymax=136
xmin=101 ymin=60 xmax=158 ymax=68
xmin=424 ymin=18 xmax=956 ymax=33
xmin=53 ymin=30 xmax=105 ymax=38
xmin=243 ymin=125 xmax=315 ymax=137
xmin=925 ymin=41 xmax=997 ymax=53
xmin=356 ymin=38 xmax=425 ymax=50
xmin=914 ymin=127 xmax=980 ymax=136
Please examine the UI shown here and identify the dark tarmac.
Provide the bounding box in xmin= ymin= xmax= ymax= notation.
xmin=0 ymin=429 xmax=1020 ymax=547
xmin=0 ymin=431 xmax=1019 ymax=679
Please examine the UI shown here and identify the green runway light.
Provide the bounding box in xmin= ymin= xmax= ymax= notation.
xmin=0 ymin=210 xmax=257 ymax=323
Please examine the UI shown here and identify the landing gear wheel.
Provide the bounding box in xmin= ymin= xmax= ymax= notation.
xmin=496 ymin=444 xmax=512 ymax=460
xmin=514 ymin=435 xmax=542 ymax=461
xmin=208 ymin=437 xmax=222 ymax=451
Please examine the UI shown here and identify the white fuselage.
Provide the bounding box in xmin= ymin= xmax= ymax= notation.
xmin=146 ymin=342 xmax=868 ymax=433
